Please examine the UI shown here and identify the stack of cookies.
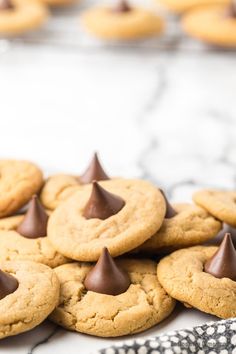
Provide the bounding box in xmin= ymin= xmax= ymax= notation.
xmin=0 ymin=156 xmax=235 ymax=341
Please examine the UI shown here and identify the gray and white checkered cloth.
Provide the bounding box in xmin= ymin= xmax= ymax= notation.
xmin=94 ymin=318 xmax=236 ymax=354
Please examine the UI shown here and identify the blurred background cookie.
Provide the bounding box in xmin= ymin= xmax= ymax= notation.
xmin=182 ymin=2 xmax=236 ymax=47
xmin=81 ymin=0 xmax=164 ymax=40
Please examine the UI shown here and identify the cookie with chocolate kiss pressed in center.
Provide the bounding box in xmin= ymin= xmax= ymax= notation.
xmin=80 ymin=0 xmax=164 ymax=40
xmin=40 ymin=153 xmax=110 ymax=211
xmin=157 ymin=233 xmax=236 ymax=319
xmin=48 ymin=179 xmax=166 ymax=261
xmin=0 ymin=196 xmax=69 ymax=268
xmin=0 ymin=0 xmax=48 ymax=35
xmin=50 ymin=251 xmax=175 ymax=337
xmin=135 ymin=193 xmax=221 ymax=254
xmin=0 ymin=260 xmax=59 ymax=339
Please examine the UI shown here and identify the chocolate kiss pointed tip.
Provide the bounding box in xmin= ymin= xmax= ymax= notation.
xmin=112 ymin=0 xmax=131 ymax=13
xmin=17 ymin=195 xmax=48 ymax=239
xmin=159 ymin=189 xmax=177 ymax=219
xmin=204 ymin=233 xmax=236 ymax=281
xmin=84 ymin=247 xmax=130 ymax=295
xmin=80 ymin=153 xmax=110 ymax=184
xmin=83 ymin=181 xmax=125 ymax=220
xmin=0 ymin=270 xmax=18 ymax=300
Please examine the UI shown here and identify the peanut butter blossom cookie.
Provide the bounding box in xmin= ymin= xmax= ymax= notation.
xmin=81 ymin=0 xmax=164 ymax=40
xmin=137 ymin=190 xmax=222 ymax=254
xmin=0 ymin=0 xmax=48 ymax=35
xmin=0 ymin=260 xmax=59 ymax=339
xmin=0 ymin=160 xmax=43 ymax=217
xmin=40 ymin=153 xmax=110 ymax=210
xmin=193 ymin=189 xmax=236 ymax=226
xmin=157 ymin=0 xmax=229 ymax=14
xmin=50 ymin=248 xmax=175 ymax=337
xmin=157 ymin=233 xmax=236 ymax=318
xmin=182 ymin=2 xmax=236 ymax=47
xmin=0 ymin=195 xmax=69 ymax=267
xmin=48 ymin=179 xmax=166 ymax=261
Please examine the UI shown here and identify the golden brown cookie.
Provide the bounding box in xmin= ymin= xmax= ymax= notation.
xmin=136 ymin=203 xmax=222 ymax=254
xmin=157 ymin=0 xmax=229 ymax=14
xmin=48 ymin=179 xmax=166 ymax=261
xmin=0 ymin=0 xmax=48 ymax=35
xmin=50 ymin=258 xmax=175 ymax=337
xmin=0 ymin=197 xmax=69 ymax=268
xmin=0 ymin=160 xmax=43 ymax=217
xmin=81 ymin=3 xmax=164 ymax=40
xmin=0 ymin=260 xmax=59 ymax=339
xmin=193 ymin=189 xmax=236 ymax=226
xmin=40 ymin=174 xmax=80 ymax=211
xmin=157 ymin=245 xmax=236 ymax=318
xmin=0 ymin=230 xmax=69 ymax=268
xmin=182 ymin=4 xmax=236 ymax=47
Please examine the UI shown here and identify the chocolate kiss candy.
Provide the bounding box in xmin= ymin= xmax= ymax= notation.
xmin=17 ymin=195 xmax=48 ymax=238
xmin=216 ymin=224 xmax=236 ymax=247
xmin=225 ymin=2 xmax=236 ymax=18
xmin=83 ymin=181 xmax=125 ymax=220
xmin=160 ymin=189 xmax=177 ymax=219
xmin=0 ymin=0 xmax=14 ymax=10
xmin=84 ymin=247 xmax=130 ymax=295
xmin=204 ymin=233 xmax=236 ymax=281
xmin=0 ymin=270 xmax=18 ymax=300
xmin=112 ymin=0 xmax=131 ymax=13
xmin=80 ymin=153 xmax=110 ymax=184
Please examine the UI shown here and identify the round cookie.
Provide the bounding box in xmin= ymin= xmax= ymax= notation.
xmin=0 ymin=230 xmax=69 ymax=268
xmin=137 ymin=203 xmax=222 ymax=254
xmin=193 ymin=189 xmax=236 ymax=226
xmin=182 ymin=4 xmax=236 ymax=47
xmin=157 ymin=244 xmax=236 ymax=318
xmin=157 ymin=0 xmax=229 ymax=14
xmin=0 ymin=160 xmax=43 ymax=217
xmin=48 ymin=179 xmax=166 ymax=261
xmin=50 ymin=258 xmax=175 ymax=337
xmin=81 ymin=2 xmax=164 ymax=40
xmin=0 ymin=197 xmax=69 ymax=268
xmin=0 ymin=0 xmax=48 ymax=35
xmin=40 ymin=174 xmax=81 ymax=211
xmin=0 ymin=260 xmax=59 ymax=339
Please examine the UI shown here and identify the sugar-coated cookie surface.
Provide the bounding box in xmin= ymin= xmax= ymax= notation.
xmin=0 ymin=260 xmax=59 ymax=339
xmin=0 ymin=0 xmax=48 ymax=35
xmin=157 ymin=246 xmax=236 ymax=318
xmin=50 ymin=258 xmax=175 ymax=337
xmin=81 ymin=6 xmax=164 ymax=40
xmin=0 ymin=160 xmax=43 ymax=217
xmin=193 ymin=189 xmax=236 ymax=226
xmin=182 ymin=4 xmax=236 ymax=47
xmin=48 ymin=179 xmax=166 ymax=261
xmin=137 ymin=203 xmax=222 ymax=254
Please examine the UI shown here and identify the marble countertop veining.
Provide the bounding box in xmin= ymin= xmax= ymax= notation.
xmin=0 ymin=1 xmax=236 ymax=353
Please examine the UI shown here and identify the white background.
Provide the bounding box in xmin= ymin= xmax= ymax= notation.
xmin=0 ymin=1 xmax=236 ymax=352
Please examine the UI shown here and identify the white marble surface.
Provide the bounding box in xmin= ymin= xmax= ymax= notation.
xmin=0 ymin=1 xmax=236 ymax=353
